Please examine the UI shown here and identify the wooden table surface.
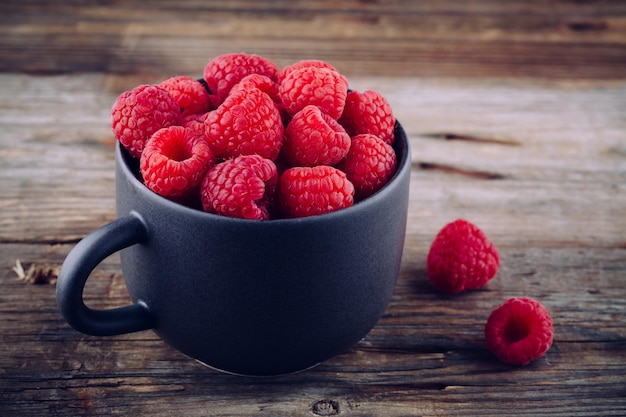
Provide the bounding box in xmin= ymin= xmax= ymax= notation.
xmin=1 ymin=1 xmax=625 ymax=416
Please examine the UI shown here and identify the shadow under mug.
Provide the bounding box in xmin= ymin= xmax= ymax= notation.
xmin=57 ymin=122 xmax=411 ymax=376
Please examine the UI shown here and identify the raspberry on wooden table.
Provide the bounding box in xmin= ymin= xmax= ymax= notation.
xmin=485 ymin=297 xmax=554 ymax=365
xmin=278 ymin=65 xmax=349 ymax=119
xmin=111 ymin=84 xmax=181 ymax=158
xmin=204 ymin=87 xmax=284 ymax=161
xmin=200 ymin=155 xmax=278 ymax=220
xmin=339 ymin=90 xmax=396 ymax=145
xmin=339 ymin=133 xmax=397 ymax=199
xmin=282 ymin=105 xmax=351 ymax=167
xmin=203 ymin=52 xmax=279 ymax=105
xmin=140 ymin=126 xmax=215 ymax=202
xmin=279 ymin=165 xmax=355 ymax=218
xmin=427 ymin=219 xmax=500 ymax=293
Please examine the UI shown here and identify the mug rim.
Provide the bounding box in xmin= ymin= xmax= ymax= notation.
xmin=117 ymin=121 xmax=411 ymax=226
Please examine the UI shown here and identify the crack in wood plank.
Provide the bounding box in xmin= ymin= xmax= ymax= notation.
xmin=0 ymin=237 xmax=84 ymax=245
xmin=565 ymin=21 xmax=609 ymax=32
xmin=415 ymin=161 xmax=508 ymax=180
xmin=422 ymin=132 xmax=522 ymax=147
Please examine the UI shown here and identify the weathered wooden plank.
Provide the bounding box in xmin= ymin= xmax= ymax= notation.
xmin=0 ymin=1 xmax=625 ymax=415
xmin=2 ymin=74 xmax=625 ymax=247
xmin=1 ymin=242 xmax=625 ymax=416
xmin=1 ymin=1 xmax=625 ymax=78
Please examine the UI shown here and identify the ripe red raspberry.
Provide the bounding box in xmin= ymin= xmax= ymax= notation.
xmin=158 ymin=75 xmax=212 ymax=118
xmin=229 ymin=74 xmax=287 ymax=122
xmin=427 ymin=219 xmax=500 ymax=293
xmin=200 ymin=155 xmax=278 ymax=220
xmin=485 ymin=297 xmax=554 ymax=365
xmin=279 ymin=166 xmax=354 ymax=218
xmin=183 ymin=111 xmax=209 ymax=129
xmin=140 ymin=126 xmax=215 ymax=202
xmin=279 ymin=66 xmax=349 ymax=119
xmin=339 ymin=90 xmax=395 ymax=144
xmin=277 ymin=59 xmax=338 ymax=85
xmin=182 ymin=115 xmax=209 ymax=147
xmin=203 ymin=53 xmax=278 ymax=105
xmin=204 ymin=87 xmax=284 ymax=161
xmin=111 ymin=84 xmax=181 ymax=159
xmin=282 ymin=105 xmax=351 ymax=167
xmin=230 ymin=74 xmax=280 ymax=104
xmin=339 ymin=134 xmax=397 ymax=199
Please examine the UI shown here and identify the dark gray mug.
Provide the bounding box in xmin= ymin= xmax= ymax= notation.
xmin=57 ymin=122 xmax=410 ymax=376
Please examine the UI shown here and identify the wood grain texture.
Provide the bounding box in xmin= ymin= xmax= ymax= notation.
xmin=1 ymin=1 xmax=626 ymax=415
xmin=1 ymin=73 xmax=625 ymax=416
xmin=2 ymin=74 xmax=625 ymax=247
xmin=1 ymin=1 xmax=626 ymax=79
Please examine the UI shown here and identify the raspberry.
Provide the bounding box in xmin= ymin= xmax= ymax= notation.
xmin=140 ymin=126 xmax=215 ymax=202
xmin=277 ymin=59 xmax=338 ymax=85
xmin=282 ymin=105 xmax=351 ymax=167
xmin=339 ymin=134 xmax=397 ymax=199
xmin=204 ymin=87 xmax=284 ymax=161
xmin=109 ymin=55 xmax=404 ymax=220
xmin=485 ymin=297 xmax=554 ymax=365
xmin=203 ymin=53 xmax=278 ymax=105
xmin=181 ymin=113 xmax=204 ymax=125
xmin=230 ymin=74 xmax=280 ymax=104
xmin=158 ymin=75 xmax=212 ymax=118
xmin=111 ymin=84 xmax=181 ymax=158
xmin=338 ymin=90 xmax=395 ymax=144
xmin=182 ymin=115 xmax=208 ymax=145
xmin=278 ymin=66 xmax=348 ymax=119
xmin=279 ymin=166 xmax=354 ymax=218
xmin=229 ymin=74 xmax=287 ymax=123
xmin=200 ymin=155 xmax=278 ymax=220
xmin=427 ymin=219 xmax=500 ymax=293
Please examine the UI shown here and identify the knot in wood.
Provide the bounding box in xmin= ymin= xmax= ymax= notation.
xmin=312 ymin=399 xmax=340 ymax=416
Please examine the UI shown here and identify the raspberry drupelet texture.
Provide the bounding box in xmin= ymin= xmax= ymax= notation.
xmin=203 ymin=53 xmax=279 ymax=105
xmin=339 ymin=133 xmax=397 ymax=199
xmin=111 ymin=54 xmax=401 ymax=220
xmin=282 ymin=105 xmax=351 ymax=167
xmin=339 ymin=90 xmax=396 ymax=144
xmin=200 ymin=155 xmax=278 ymax=220
xmin=278 ymin=66 xmax=349 ymax=119
xmin=140 ymin=126 xmax=215 ymax=202
xmin=279 ymin=166 xmax=354 ymax=218
xmin=277 ymin=59 xmax=338 ymax=85
xmin=427 ymin=219 xmax=500 ymax=293
xmin=230 ymin=74 xmax=280 ymax=104
xmin=111 ymin=84 xmax=181 ymax=159
xmin=485 ymin=297 xmax=554 ymax=365
xmin=182 ymin=112 xmax=209 ymax=135
xmin=229 ymin=74 xmax=287 ymax=122
xmin=158 ymin=75 xmax=212 ymax=118
xmin=204 ymin=87 xmax=284 ymax=161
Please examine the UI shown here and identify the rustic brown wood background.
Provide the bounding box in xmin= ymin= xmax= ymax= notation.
xmin=1 ymin=1 xmax=625 ymax=416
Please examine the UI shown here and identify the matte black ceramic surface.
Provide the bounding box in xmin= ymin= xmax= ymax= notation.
xmin=57 ymin=122 xmax=411 ymax=376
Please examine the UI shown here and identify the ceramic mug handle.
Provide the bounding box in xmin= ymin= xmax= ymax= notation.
xmin=56 ymin=212 xmax=154 ymax=336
